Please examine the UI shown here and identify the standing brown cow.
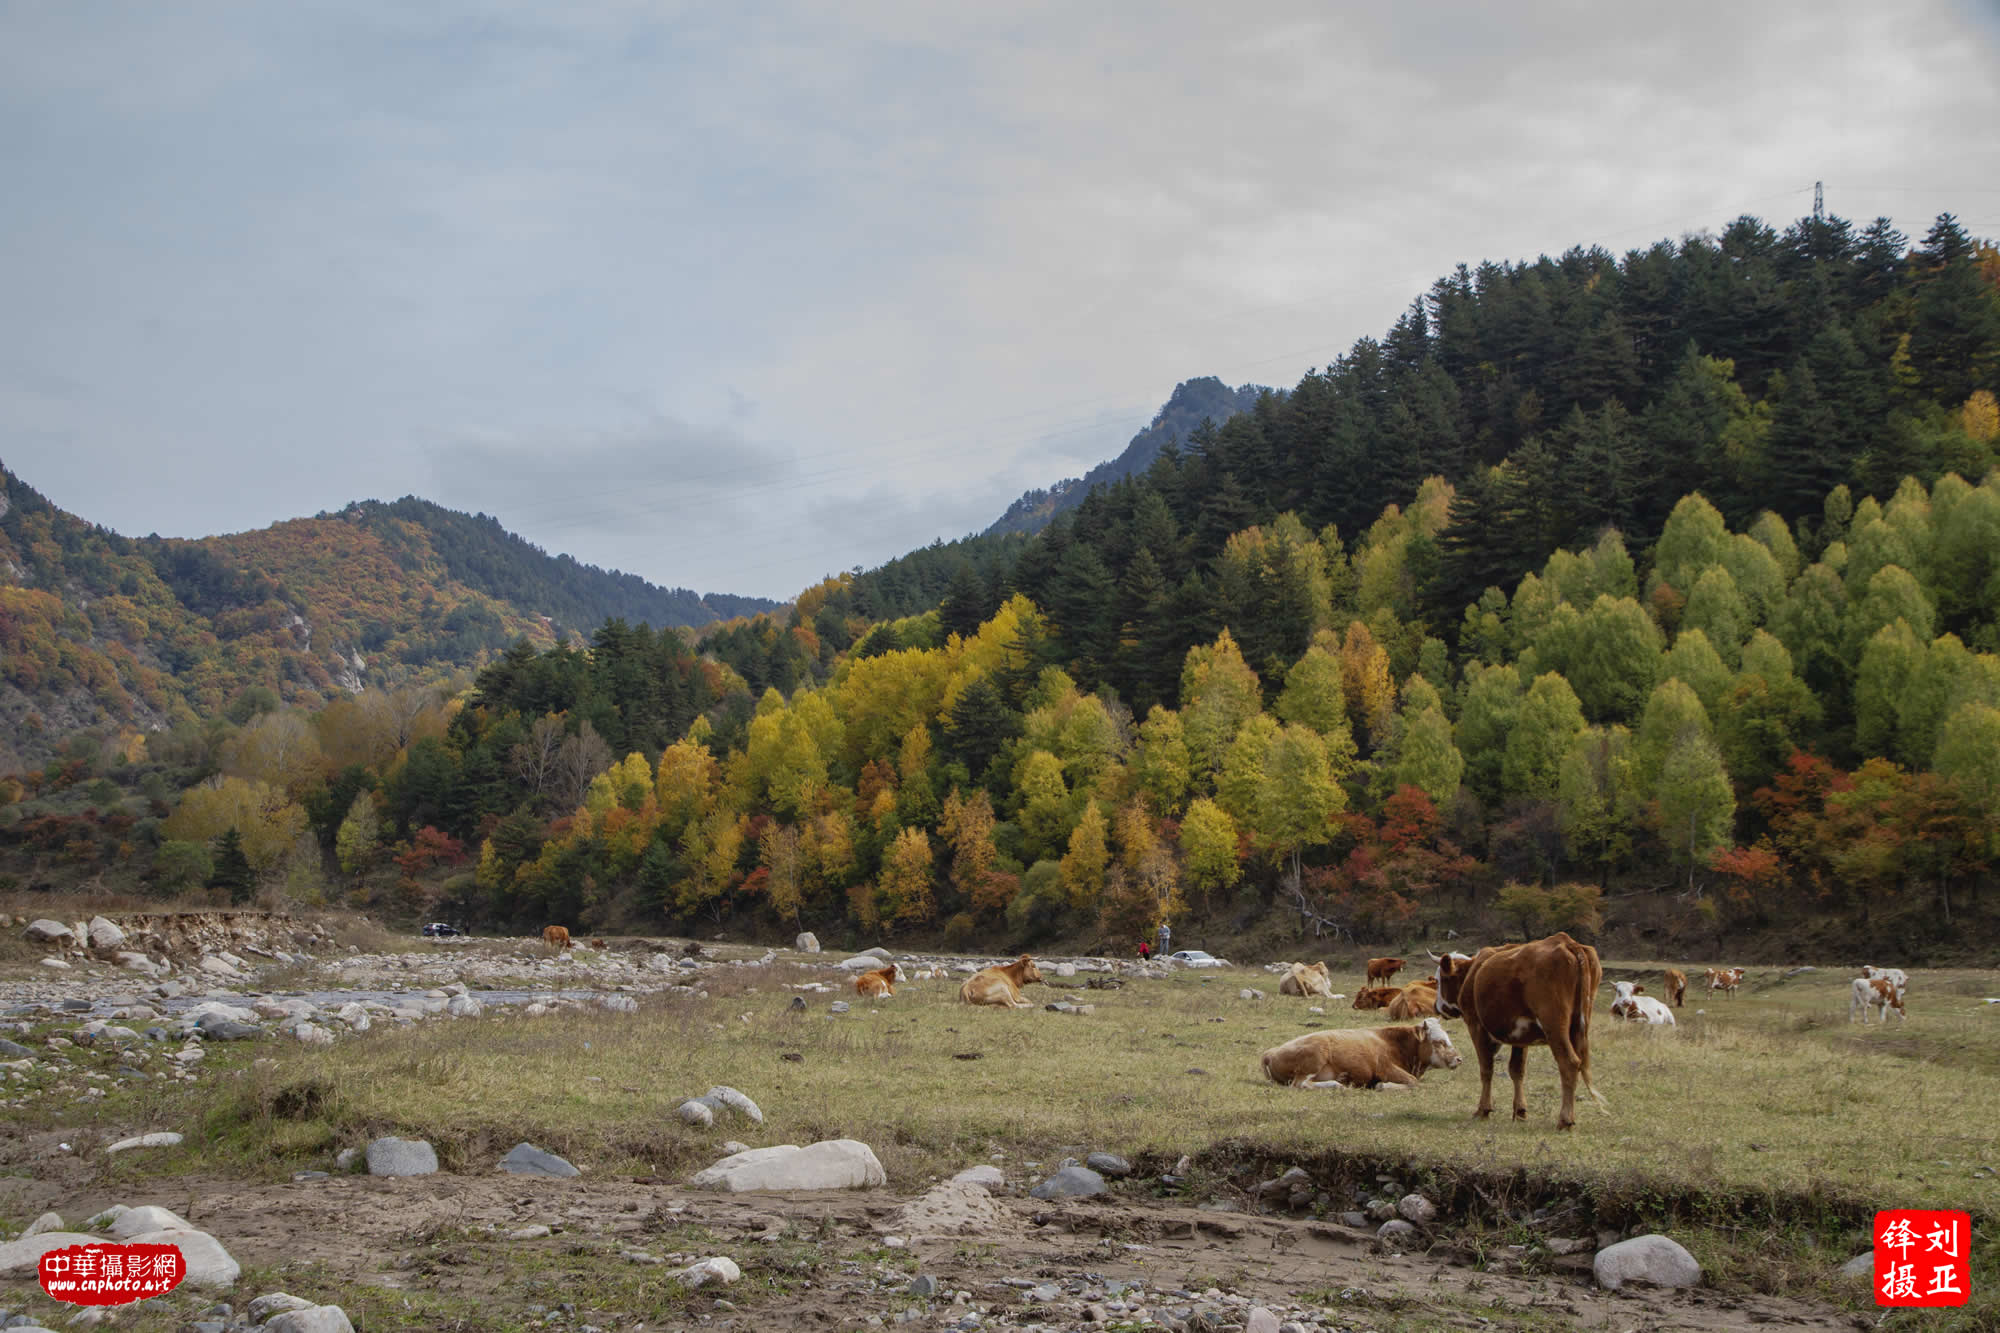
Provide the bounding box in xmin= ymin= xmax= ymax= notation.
xmin=1366 ymin=957 xmax=1407 ymax=985
xmin=1430 ymin=932 xmax=1608 ymax=1130
xmin=1663 ymin=968 xmax=1687 ymax=1008
xmin=542 ymin=925 xmax=572 ymax=951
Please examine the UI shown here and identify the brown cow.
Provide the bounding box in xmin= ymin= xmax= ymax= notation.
xmin=1279 ymin=961 xmax=1336 ymax=998
xmin=1430 ymin=932 xmax=1608 ymax=1130
xmin=1352 ymin=985 xmax=1403 ymax=1011
xmin=1261 ymin=1019 xmax=1462 ymax=1089
xmin=959 ymin=955 xmax=1044 ymax=1008
xmin=855 ymin=963 xmax=904 ymax=999
xmin=1366 ymin=957 xmax=1407 ymax=985
xmin=1387 ymin=978 xmax=1440 ymax=1019
xmin=1705 ymin=966 xmax=1744 ymax=998
xmin=1663 ymin=968 xmax=1687 ymax=1008
xmin=542 ymin=925 xmax=572 ymax=951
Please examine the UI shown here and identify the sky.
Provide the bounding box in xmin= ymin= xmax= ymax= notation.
xmin=3 ymin=3 xmax=1998 ymax=602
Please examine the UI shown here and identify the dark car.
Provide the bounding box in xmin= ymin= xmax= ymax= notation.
xmin=421 ymin=922 xmax=464 ymax=938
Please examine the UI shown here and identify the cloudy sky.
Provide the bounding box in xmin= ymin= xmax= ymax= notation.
xmin=3 ymin=3 xmax=1998 ymax=600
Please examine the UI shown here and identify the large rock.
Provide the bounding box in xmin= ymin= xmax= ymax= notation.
xmin=896 ymin=1181 xmax=1008 ymax=1236
xmin=247 ymin=1293 xmax=319 ymax=1321
xmin=365 ymin=1136 xmax=439 ymax=1177
xmin=123 ymin=1228 xmax=240 ymax=1287
xmin=795 ymin=932 xmax=821 ymax=953
xmin=499 ymin=1143 xmax=580 ymax=1177
xmin=109 ymin=1205 xmax=194 ymax=1238
xmin=0 ymin=1231 xmax=101 ymax=1277
xmin=690 ymin=1140 xmax=886 ymax=1192
xmin=837 ymin=955 xmax=883 ymax=970
xmin=87 ymin=916 xmax=127 ymax=953
xmin=264 ymin=1308 xmax=357 ymax=1333
xmin=1028 ymin=1166 xmax=1107 ymax=1200
xmin=679 ymin=1256 xmax=741 ymax=1287
xmin=1594 ymin=1234 xmax=1702 ymax=1290
xmin=950 ymin=1164 xmax=1007 ymax=1191
xmin=116 ymin=951 xmax=165 ymax=976
xmin=105 ymin=1132 xmax=184 ymax=1154
xmin=445 ymin=994 xmax=483 ymax=1017
xmin=24 ymin=918 xmax=72 ymax=945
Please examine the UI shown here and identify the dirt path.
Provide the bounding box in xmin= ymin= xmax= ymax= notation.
xmin=2 ymin=1160 xmax=1867 ymax=1331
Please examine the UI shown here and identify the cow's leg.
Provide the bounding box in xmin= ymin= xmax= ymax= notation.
xmin=1507 ymin=1044 xmax=1529 ymax=1120
xmin=1380 ymin=1066 xmax=1420 ymax=1088
xmin=1543 ymin=1027 xmax=1584 ymax=1130
xmin=1469 ymin=1027 xmax=1498 ymax=1119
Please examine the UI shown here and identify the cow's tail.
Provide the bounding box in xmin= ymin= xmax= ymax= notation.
xmin=1574 ymin=942 xmax=1612 ymax=1115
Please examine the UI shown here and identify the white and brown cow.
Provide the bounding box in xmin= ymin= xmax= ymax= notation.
xmin=1279 ymin=961 xmax=1337 ymax=999
xmin=1608 ymin=980 xmax=1676 ymax=1026
xmin=1851 ymin=975 xmax=1907 ymax=1024
xmin=1261 ymin=1019 xmax=1462 ymax=1089
xmin=959 ymin=955 xmax=1044 ymax=1008
xmin=1705 ymin=966 xmax=1745 ymax=998
xmin=1430 ymin=932 xmax=1609 ymax=1130
xmin=1861 ymin=965 xmax=1909 ymax=1002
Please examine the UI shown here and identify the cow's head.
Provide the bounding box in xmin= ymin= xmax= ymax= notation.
xmin=1352 ymin=987 xmax=1392 ymax=1010
xmin=1611 ymin=980 xmax=1638 ymax=1001
xmin=1419 ymin=1017 xmax=1462 ymax=1069
xmin=1428 ymin=950 xmax=1473 ymax=1019
xmin=1015 ymin=955 xmax=1044 ymax=985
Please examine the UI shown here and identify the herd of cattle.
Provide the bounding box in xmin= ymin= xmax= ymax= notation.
xmin=530 ymin=922 xmax=1917 ymax=1130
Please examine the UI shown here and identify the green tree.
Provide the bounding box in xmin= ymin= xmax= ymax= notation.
xmin=1567 ymin=596 xmax=1662 ymax=722
xmin=1845 ymin=564 xmax=1935 ymax=662
xmin=1681 ymin=566 xmax=1751 ymax=666
xmin=335 ymin=791 xmax=382 ymax=875
xmin=1131 ymin=706 xmax=1191 ymax=815
xmin=1013 ymin=749 xmax=1071 ymax=861
xmin=1502 ymin=673 xmax=1586 ymax=800
xmin=1659 ymin=627 xmax=1732 ymax=717
xmin=208 ymin=829 xmax=255 ymax=904
xmin=1654 ymin=732 xmax=1736 ymax=889
xmin=151 ymin=840 xmax=212 ymax=897
xmin=1557 ymin=726 xmax=1636 ymax=880
xmin=1217 ymin=714 xmax=1281 ymax=824
xmin=1255 ymin=723 xmax=1350 ymax=892
xmin=1853 ymin=620 xmax=1928 ymax=758
xmin=1635 ymin=678 xmax=1714 ymax=793
xmin=1391 ymin=689 xmax=1464 ymax=806
xmin=1652 ymin=493 xmax=1731 ymax=601
xmin=1933 ymin=703 xmax=2000 ymax=855
xmin=1276 ymin=642 xmax=1348 ymax=736
xmin=1179 ymin=630 xmax=1263 ymax=790
xmin=1455 ymin=663 xmax=1524 ymax=804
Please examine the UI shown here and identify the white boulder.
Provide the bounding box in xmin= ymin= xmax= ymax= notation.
xmin=690 ymin=1139 xmax=886 ymax=1192
xmin=1594 ymin=1233 xmax=1702 ymax=1290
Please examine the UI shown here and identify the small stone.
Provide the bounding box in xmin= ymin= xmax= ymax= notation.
xmin=499 ymin=1143 xmax=581 ymax=1177
xmin=1084 ymin=1152 xmax=1131 ymax=1177
xmin=679 ymin=1256 xmax=741 ymax=1287
xmin=1396 ymin=1193 xmax=1437 ymax=1225
xmin=1376 ymin=1219 xmax=1421 ymax=1248
xmin=1245 ymin=1309 xmax=1280 ymax=1333
xmin=365 ymin=1136 xmax=439 ymax=1177
xmin=247 ymin=1293 xmax=318 ymax=1321
xmin=335 ymin=1147 xmax=361 ymax=1171
xmin=677 ymin=1100 xmax=716 ymax=1127
xmin=950 ymin=1164 xmax=1006 ymax=1190
xmin=1338 ymin=1210 xmax=1369 ymax=1228
xmin=1238 ymin=988 xmax=1264 ymax=1000
xmin=508 ymin=1224 xmax=554 ymax=1240
xmin=1593 ymin=1233 xmax=1702 ymax=1290
xmin=264 ymin=1308 xmax=357 ymax=1333
xmin=1838 ymin=1252 xmax=1875 ymax=1278
xmin=829 ymin=1001 xmax=851 ymax=1014
xmin=1028 ymin=1165 xmax=1106 ymax=1200
xmin=21 ymin=1212 xmax=64 ymax=1237
xmin=909 ymin=1274 xmax=939 ymax=1298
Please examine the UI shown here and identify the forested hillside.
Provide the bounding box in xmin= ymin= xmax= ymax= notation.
xmin=0 ymin=468 xmax=776 ymax=771
xmin=6 ymin=206 xmax=1998 ymax=963
xmin=984 ymin=377 xmax=1266 ymax=536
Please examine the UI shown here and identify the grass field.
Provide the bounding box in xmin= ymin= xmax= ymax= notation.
xmin=9 ymin=953 xmax=2000 ymax=1326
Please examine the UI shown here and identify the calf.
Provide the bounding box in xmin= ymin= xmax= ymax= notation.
xmin=1262 ymin=1019 xmax=1462 ymax=1089
xmin=855 ymin=963 xmax=904 ymax=998
xmin=1861 ymin=965 xmax=1908 ymax=1002
xmin=1430 ymin=931 xmax=1609 ymax=1130
xmin=1851 ymin=975 xmax=1907 ymax=1024
xmin=1386 ymin=979 xmax=1440 ymax=1019
xmin=1352 ymin=985 xmax=1404 ymax=1011
xmin=1705 ymin=966 xmax=1744 ymax=998
xmin=1663 ymin=968 xmax=1687 ymax=1008
xmin=1279 ymin=961 xmax=1336 ymax=999
xmin=542 ymin=925 xmax=572 ymax=952
xmin=1365 ymin=957 xmax=1407 ymax=985
xmin=1608 ymin=980 xmax=1676 ymax=1026
xmin=960 ymin=955 xmax=1044 ymax=1008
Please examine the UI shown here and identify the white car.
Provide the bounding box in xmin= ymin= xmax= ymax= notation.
xmin=1169 ymin=949 xmax=1230 ymax=968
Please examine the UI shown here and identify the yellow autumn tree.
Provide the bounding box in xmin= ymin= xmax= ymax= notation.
xmin=876 ymin=826 xmax=936 ymax=927
xmin=165 ymin=775 xmax=308 ymax=872
xmin=1060 ymin=801 xmax=1109 ymax=909
xmin=1337 ymin=621 xmax=1397 ymax=750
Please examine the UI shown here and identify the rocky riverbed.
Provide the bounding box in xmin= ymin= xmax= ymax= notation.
xmin=0 ymin=915 xmax=1874 ymax=1331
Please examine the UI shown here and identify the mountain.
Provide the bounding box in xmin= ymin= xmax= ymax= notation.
xmin=0 ymin=465 xmax=778 ymax=771
xmin=983 ymin=376 xmax=1266 ymax=536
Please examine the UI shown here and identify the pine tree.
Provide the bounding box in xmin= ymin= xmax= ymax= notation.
xmin=208 ymin=829 xmax=255 ymax=905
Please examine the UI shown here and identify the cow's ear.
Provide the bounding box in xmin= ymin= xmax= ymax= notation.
xmin=1633 ymin=984 xmax=1645 ymax=993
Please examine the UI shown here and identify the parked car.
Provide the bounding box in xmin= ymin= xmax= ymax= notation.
xmin=421 ymin=922 xmax=464 ymax=938
xmin=1169 ymin=949 xmax=1230 ymax=968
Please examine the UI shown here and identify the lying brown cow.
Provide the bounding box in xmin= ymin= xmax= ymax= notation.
xmin=1366 ymin=957 xmax=1407 ymax=985
xmin=960 ymin=955 xmax=1044 ymax=1008
xmin=855 ymin=963 xmax=904 ymax=998
xmin=1261 ymin=1019 xmax=1462 ymax=1089
xmin=1279 ymin=961 xmax=1336 ymax=998
xmin=1352 ymin=985 xmax=1403 ymax=1011
xmin=542 ymin=925 xmax=572 ymax=951
xmin=1387 ymin=979 xmax=1440 ymax=1019
xmin=1663 ymin=968 xmax=1687 ymax=1008
xmin=1431 ymin=932 xmax=1608 ymax=1130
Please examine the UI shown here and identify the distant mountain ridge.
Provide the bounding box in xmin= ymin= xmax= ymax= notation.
xmin=984 ymin=377 xmax=1266 ymax=535
xmin=0 ymin=463 xmax=778 ymax=770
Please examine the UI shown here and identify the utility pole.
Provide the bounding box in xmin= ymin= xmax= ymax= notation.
xmin=1814 ymin=181 xmax=1824 ymax=224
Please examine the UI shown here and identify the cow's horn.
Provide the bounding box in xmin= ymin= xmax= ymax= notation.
xmin=1426 ymin=948 xmax=1442 ymax=961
